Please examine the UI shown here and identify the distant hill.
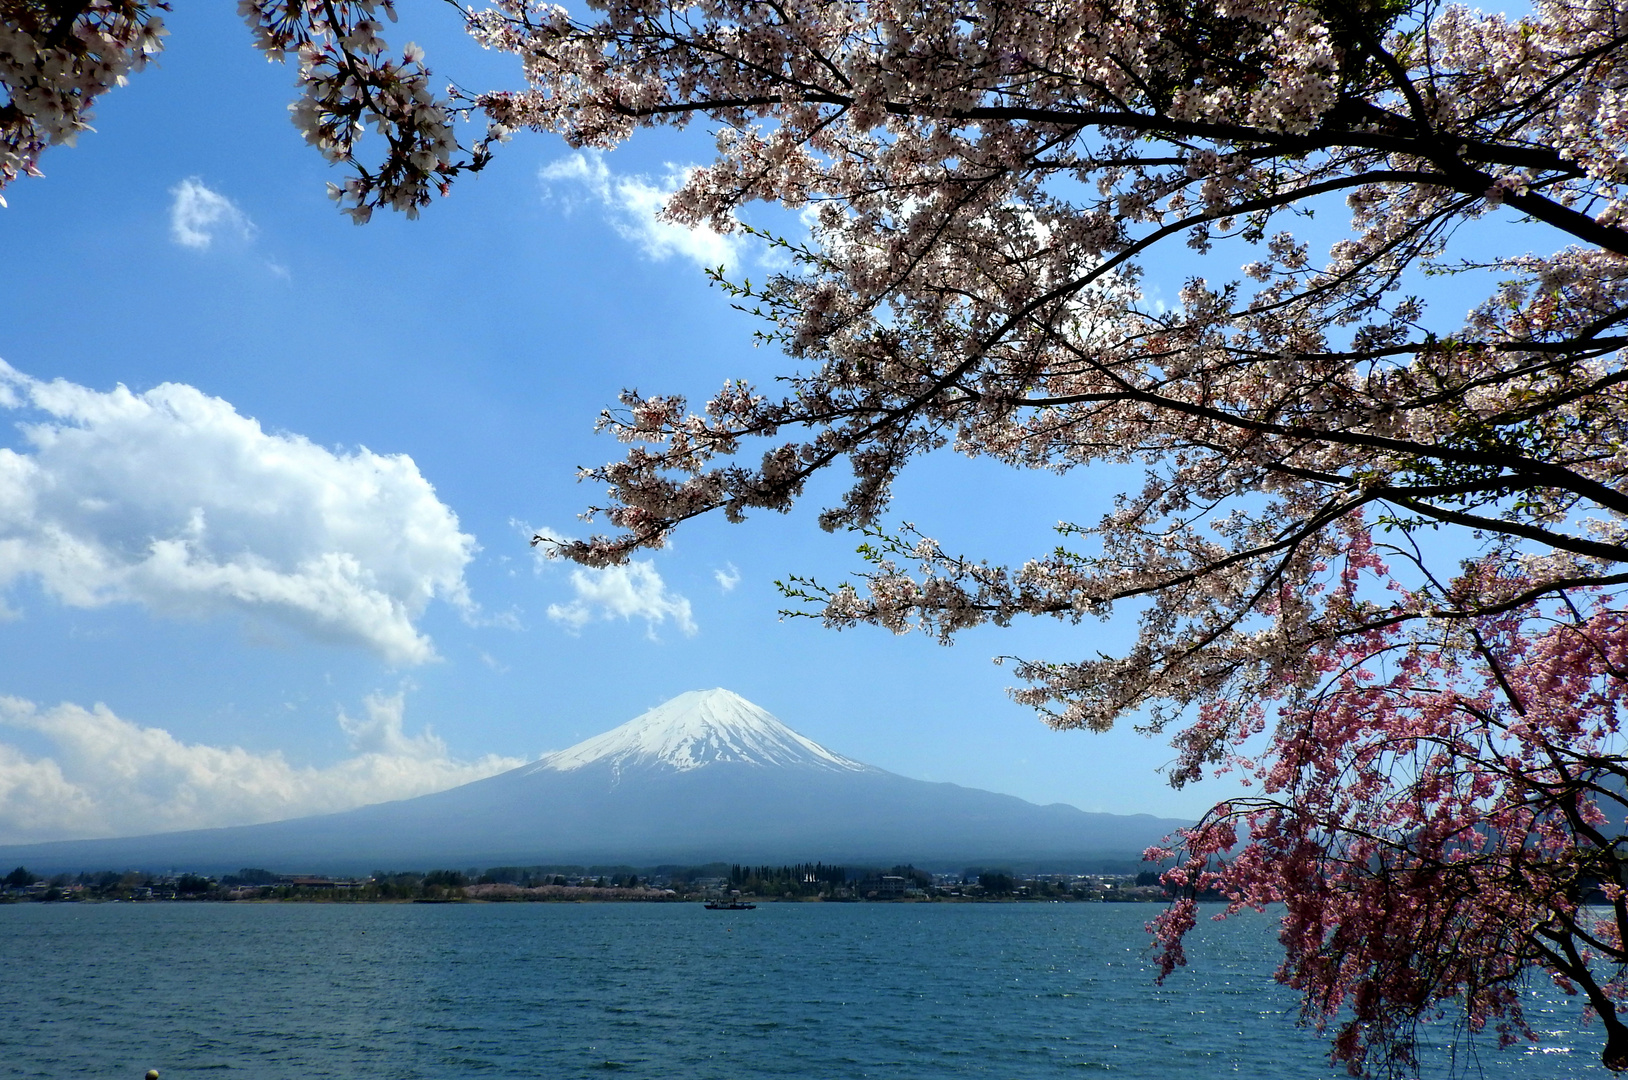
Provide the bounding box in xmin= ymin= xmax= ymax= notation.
xmin=0 ymin=689 xmax=1190 ymax=874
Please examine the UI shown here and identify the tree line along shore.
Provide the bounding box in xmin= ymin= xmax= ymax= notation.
xmin=3 ymin=863 xmax=1177 ymax=903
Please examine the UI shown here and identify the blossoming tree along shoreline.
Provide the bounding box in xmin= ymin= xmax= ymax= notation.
xmin=484 ymin=1 xmax=1628 ymax=1070
xmin=7 ymin=0 xmax=1628 ymax=1074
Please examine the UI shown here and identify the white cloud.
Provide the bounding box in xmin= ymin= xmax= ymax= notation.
xmin=169 ymin=177 xmax=255 ymax=250
xmin=549 ymin=562 xmax=698 ymax=638
xmin=540 ymin=151 xmax=742 ymax=269
xmin=0 ymin=360 xmax=475 ymax=664
xmin=714 ymin=562 xmax=741 ymax=592
xmin=527 ymin=521 xmax=697 ymax=638
xmin=0 ymin=694 xmax=524 ymax=844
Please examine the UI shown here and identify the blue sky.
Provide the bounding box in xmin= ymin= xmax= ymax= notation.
xmin=0 ymin=5 xmax=1324 ymax=843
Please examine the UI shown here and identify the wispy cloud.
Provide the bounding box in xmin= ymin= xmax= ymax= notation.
xmin=527 ymin=521 xmax=697 ymax=639
xmin=714 ymin=562 xmax=741 ymax=592
xmin=169 ymin=177 xmax=255 ymax=250
xmin=540 ymin=151 xmax=742 ymax=269
xmin=0 ymin=693 xmax=524 ymax=844
xmin=548 ymin=561 xmax=697 ymax=638
xmin=0 ymin=359 xmax=475 ymax=664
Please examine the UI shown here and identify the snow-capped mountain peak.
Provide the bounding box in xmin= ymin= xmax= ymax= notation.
xmin=530 ymin=688 xmax=871 ymax=775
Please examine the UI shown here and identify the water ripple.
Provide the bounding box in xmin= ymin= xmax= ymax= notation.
xmin=0 ymin=903 xmax=1610 ymax=1079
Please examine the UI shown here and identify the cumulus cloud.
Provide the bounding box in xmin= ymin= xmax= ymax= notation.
xmin=540 ymin=151 xmax=742 ymax=269
xmin=0 ymin=360 xmax=474 ymax=664
xmin=714 ymin=562 xmax=741 ymax=592
xmin=169 ymin=177 xmax=255 ymax=250
xmin=0 ymin=694 xmax=524 ymax=844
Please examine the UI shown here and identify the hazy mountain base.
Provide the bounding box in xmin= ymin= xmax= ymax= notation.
xmin=0 ymin=765 xmax=1186 ymax=875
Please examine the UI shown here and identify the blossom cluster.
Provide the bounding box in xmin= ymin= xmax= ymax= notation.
xmin=0 ymin=0 xmax=166 ymax=200
xmin=0 ymin=1 xmax=503 ymax=217
xmin=238 ymin=0 xmax=497 ymax=221
xmin=1152 ymin=588 xmax=1628 ymax=1075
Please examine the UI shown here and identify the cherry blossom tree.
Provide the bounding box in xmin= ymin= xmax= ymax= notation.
xmin=469 ymin=0 xmax=1628 ymax=1071
xmin=1148 ymin=559 xmax=1628 ymax=1076
xmin=9 ymin=0 xmax=1628 ymax=1071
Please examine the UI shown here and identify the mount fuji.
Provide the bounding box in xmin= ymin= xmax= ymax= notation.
xmin=531 ymin=688 xmax=872 ymax=776
xmin=0 ymin=689 xmax=1191 ymax=873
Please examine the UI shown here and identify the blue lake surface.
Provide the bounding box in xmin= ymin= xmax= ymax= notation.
xmin=0 ymin=901 xmax=1608 ymax=1078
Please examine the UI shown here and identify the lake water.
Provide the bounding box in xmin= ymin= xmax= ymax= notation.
xmin=0 ymin=901 xmax=1608 ymax=1079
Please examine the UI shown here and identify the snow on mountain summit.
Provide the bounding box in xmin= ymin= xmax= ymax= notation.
xmin=531 ymin=689 xmax=871 ymax=775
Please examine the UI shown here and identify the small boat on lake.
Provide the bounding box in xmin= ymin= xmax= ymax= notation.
xmin=704 ymin=900 xmax=756 ymax=910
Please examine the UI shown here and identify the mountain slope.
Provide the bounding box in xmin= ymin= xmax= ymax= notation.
xmin=0 ymin=689 xmax=1190 ymax=873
